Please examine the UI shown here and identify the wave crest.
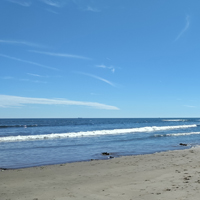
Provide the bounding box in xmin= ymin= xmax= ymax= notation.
xmin=0 ymin=124 xmax=197 ymax=142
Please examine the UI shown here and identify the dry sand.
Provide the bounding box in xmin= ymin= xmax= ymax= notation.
xmin=1 ymin=148 xmax=200 ymax=200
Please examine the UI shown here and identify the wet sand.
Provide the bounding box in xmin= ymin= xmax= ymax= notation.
xmin=1 ymin=148 xmax=200 ymax=200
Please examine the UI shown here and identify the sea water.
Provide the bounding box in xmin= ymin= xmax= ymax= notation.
xmin=0 ymin=118 xmax=200 ymax=169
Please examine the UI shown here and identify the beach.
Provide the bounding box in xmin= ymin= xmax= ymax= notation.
xmin=1 ymin=148 xmax=200 ymax=200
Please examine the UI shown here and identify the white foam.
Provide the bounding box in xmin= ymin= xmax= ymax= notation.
xmin=166 ymin=132 xmax=200 ymax=136
xmin=0 ymin=124 xmax=197 ymax=142
xmin=191 ymin=145 xmax=200 ymax=149
xmin=155 ymin=131 xmax=200 ymax=137
xmin=162 ymin=119 xmax=187 ymax=122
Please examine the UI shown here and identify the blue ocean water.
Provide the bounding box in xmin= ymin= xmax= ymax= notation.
xmin=1 ymin=118 xmax=200 ymax=169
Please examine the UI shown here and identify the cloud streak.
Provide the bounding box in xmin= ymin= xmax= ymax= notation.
xmin=175 ymin=15 xmax=190 ymax=41
xmin=1 ymin=76 xmax=47 ymax=83
xmin=30 ymin=50 xmax=91 ymax=60
xmin=39 ymin=0 xmax=67 ymax=7
xmin=1 ymin=76 xmax=13 ymax=80
xmin=27 ymin=73 xmax=46 ymax=77
xmin=183 ymin=105 xmax=195 ymax=108
xmin=6 ymin=0 xmax=66 ymax=7
xmin=0 ymin=95 xmax=119 ymax=110
xmin=5 ymin=0 xmax=102 ymax=12
xmin=0 ymin=54 xmax=58 ymax=70
xmin=0 ymin=39 xmax=45 ymax=48
xmin=78 ymin=72 xmax=115 ymax=87
xmin=6 ymin=0 xmax=32 ymax=6
xmin=19 ymin=79 xmax=47 ymax=83
xmin=86 ymin=6 xmax=100 ymax=12
xmin=96 ymin=64 xmax=115 ymax=73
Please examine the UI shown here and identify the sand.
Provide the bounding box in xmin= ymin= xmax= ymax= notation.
xmin=1 ymin=148 xmax=200 ymax=200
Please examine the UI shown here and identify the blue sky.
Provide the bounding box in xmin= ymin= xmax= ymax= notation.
xmin=1 ymin=0 xmax=200 ymax=118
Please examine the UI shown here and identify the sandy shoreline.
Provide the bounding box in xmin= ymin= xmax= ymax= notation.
xmin=1 ymin=148 xmax=200 ymax=200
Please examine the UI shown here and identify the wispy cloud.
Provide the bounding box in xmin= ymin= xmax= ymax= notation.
xmin=6 ymin=0 xmax=66 ymax=8
xmin=86 ymin=6 xmax=100 ymax=12
xmin=96 ymin=64 xmax=115 ymax=73
xmin=72 ymin=0 xmax=102 ymax=12
xmin=27 ymin=73 xmax=43 ymax=77
xmin=7 ymin=0 xmax=67 ymax=8
xmin=78 ymin=72 xmax=115 ymax=87
xmin=29 ymin=50 xmax=91 ymax=60
xmin=183 ymin=105 xmax=196 ymax=108
xmin=1 ymin=76 xmax=13 ymax=80
xmin=0 ymin=54 xmax=58 ymax=71
xmin=0 ymin=39 xmax=45 ymax=48
xmin=5 ymin=0 xmax=102 ymax=12
xmin=39 ymin=0 xmax=67 ymax=7
xmin=90 ymin=93 xmax=101 ymax=96
xmin=27 ymin=73 xmax=61 ymax=78
xmin=1 ymin=76 xmax=47 ymax=83
xmin=6 ymin=0 xmax=32 ymax=6
xmin=20 ymin=79 xmax=47 ymax=83
xmin=0 ymin=95 xmax=119 ymax=110
xmin=175 ymin=15 xmax=190 ymax=41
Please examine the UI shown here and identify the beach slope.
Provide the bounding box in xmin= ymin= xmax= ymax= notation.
xmin=1 ymin=148 xmax=200 ymax=200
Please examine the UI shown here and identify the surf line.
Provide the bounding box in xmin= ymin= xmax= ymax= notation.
xmin=0 ymin=124 xmax=197 ymax=142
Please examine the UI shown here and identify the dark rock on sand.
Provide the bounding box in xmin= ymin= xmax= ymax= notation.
xmin=102 ymin=152 xmax=110 ymax=155
xmin=180 ymin=143 xmax=187 ymax=146
xmin=109 ymin=156 xmax=114 ymax=159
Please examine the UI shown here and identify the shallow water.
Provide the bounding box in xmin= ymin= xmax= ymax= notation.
xmin=0 ymin=118 xmax=200 ymax=169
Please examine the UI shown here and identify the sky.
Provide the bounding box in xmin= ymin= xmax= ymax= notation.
xmin=1 ymin=0 xmax=200 ymax=118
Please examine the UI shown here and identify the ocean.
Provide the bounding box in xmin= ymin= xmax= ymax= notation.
xmin=1 ymin=118 xmax=200 ymax=169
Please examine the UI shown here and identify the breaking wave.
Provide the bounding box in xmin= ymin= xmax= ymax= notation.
xmin=0 ymin=124 xmax=197 ymax=142
xmin=155 ymin=131 xmax=200 ymax=137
